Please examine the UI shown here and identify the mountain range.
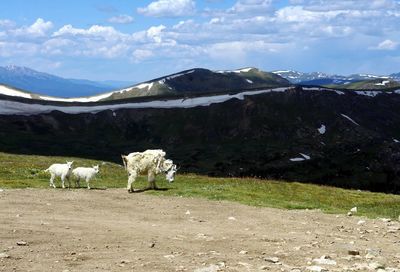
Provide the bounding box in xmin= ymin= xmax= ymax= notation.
xmin=273 ymin=69 xmax=400 ymax=86
xmin=0 ymin=65 xmax=134 ymax=97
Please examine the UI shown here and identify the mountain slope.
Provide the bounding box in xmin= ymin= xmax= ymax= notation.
xmin=0 ymin=65 xmax=127 ymax=97
xmin=327 ymin=78 xmax=400 ymax=90
xmin=101 ymin=67 xmax=290 ymax=101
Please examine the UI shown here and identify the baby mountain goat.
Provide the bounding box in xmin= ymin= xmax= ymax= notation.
xmin=45 ymin=161 xmax=74 ymax=189
xmin=72 ymin=165 xmax=100 ymax=189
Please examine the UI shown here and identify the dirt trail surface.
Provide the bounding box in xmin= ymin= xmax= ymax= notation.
xmin=0 ymin=189 xmax=399 ymax=272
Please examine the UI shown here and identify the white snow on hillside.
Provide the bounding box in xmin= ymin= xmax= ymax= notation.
xmin=135 ymin=82 xmax=154 ymax=90
xmin=290 ymin=153 xmax=311 ymax=162
xmin=0 ymin=84 xmax=115 ymax=102
xmin=215 ymin=67 xmax=254 ymax=74
xmin=246 ymin=79 xmax=253 ymax=84
xmin=341 ymin=114 xmax=360 ymax=126
xmin=0 ymin=85 xmax=32 ymax=99
xmin=166 ymin=70 xmax=195 ymax=80
xmin=354 ymin=91 xmax=381 ymax=97
xmin=318 ymin=125 xmax=326 ymax=134
xmin=375 ymin=80 xmax=390 ymax=86
xmin=0 ymin=88 xmax=288 ymax=116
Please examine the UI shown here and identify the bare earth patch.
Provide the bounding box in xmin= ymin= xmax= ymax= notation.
xmin=0 ymin=189 xmax=399 ymax=272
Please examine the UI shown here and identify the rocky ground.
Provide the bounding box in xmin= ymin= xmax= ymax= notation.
xmin=0 ymin=189 xmax=399 ymax=272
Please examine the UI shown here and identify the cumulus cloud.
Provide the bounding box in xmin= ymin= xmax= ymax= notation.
xmin=138 ymin=0 xmax=195 ymax=17
xmin=228 ymin=0 xmax=273 ymax=14
xmin=108 ymin=15 xmax=134 ymax=24
xmin=13 ymin=18 xmax=53 ymax=38
xmin=371 ymin=39 xmax=398 ymax=50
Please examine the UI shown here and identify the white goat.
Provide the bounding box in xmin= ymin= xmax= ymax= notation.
xmin=121 ymin=149 xmax=177 ymax=192
xmin=72 ymin=165 xmax=99 ymax=189
xmin=45 ymin=161 xmax=74 ymax=189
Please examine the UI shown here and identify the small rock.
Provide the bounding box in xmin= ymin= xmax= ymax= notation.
xmin=351 ymin=207 xmax=358 ymax=213
xmin=16 ymin=241 xmax=28 ymax=246
xmin=369 ymin=262 xmax=385 ymax=270
xmin=380 ymin=218 xmax=391 ymax=223
xmin=357 ymin=220 xmax=366 ymax=225
xmin=259 ymin=265 xmax=270 ymax=270
xmin=228 ymin=216 xmax=236 ymax=221
xmin=0 ymin=188 xmax=4 ymax=192
xmin=0 ymin=253 xmax=10 ymax=259
xmin=347 ymin=212 xmax=353 ymax=216
xmin=313 ymin=256 xmax=337 ymax=265
xmin=164 ymin=255 xmax=175 ymax=259
xmin=239 ymin=250 xmax=248 ymax=255
xmin=306 ymin=266 xmax=327 ymax=272
xmin=264 ymin=257 xmax=279 ymax=263
xmin=194 ymin=264 xmax=220 ymax=272
xmin=149 ymin=242 xmax=155 ymax=248
xmin=185 ymin=210 xmax=191 ymax=215
xmin=120 ymin=260 xmax=130 ymax=264
xmin=348 ymin=250 xmax=360 ymax=255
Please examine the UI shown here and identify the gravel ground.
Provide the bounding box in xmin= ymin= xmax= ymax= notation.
xmin=0 ymin=189 xmax=399 ymax=272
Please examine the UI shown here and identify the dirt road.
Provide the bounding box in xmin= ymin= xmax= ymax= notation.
xmin=0 ymin=189 xmax=399 ymax=271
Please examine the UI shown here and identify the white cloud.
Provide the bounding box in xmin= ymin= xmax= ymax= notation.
xmin=371 ymin=39 xmax=398 ymax=50
xmin=13 ymin=18 xmax=53 ymax=38
xmin=53 ymin=24 xmax=127 ymax=41
xmin=138 ymin=0 xmax=195 ymax=17
xmin=228 ymin=0 xmax=273 ymax=14
xmin=108 ymin=15 xmax=134 ymax=24
xmin=146 ymin=25 xmax=166 ymax=43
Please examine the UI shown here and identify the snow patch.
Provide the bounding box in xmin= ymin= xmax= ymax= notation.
xmin=215 ymin=67 xmax=253 ymax=74
xmin=166 ymin=70 xmax=195 ymax=80
xmin=246 ymin=79 xmax=253 ymax=84
xmin=290 ymin=157 xmax=305 ymax=162
xmin=394 ymin=138 xmax=400 ymax=143
xmin=0 ymin=85 xmax=33 ymax=99
xmin=135 ymin=82 xmax=153 ymax=90
xmin=290 ymin=153 xmax=311 ymax=162
xmin=355 ymin=91 xmax=381 ymax=97
xmin=375 ymin=80 xmax=390 ymax=86
xmin=300 ymin=153 xmax=311 ymax=160
xmin=341 ymin=114 xmax=360 ymax=126
xmin=318 ymin=125 xmax=326 ymax=135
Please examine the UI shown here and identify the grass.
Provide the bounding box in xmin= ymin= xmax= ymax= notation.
xmin=0 ymin=152 xmax=399 ymax=219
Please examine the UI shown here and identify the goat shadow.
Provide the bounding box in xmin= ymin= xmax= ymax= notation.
xmin=129 ymin=187 xmax=170 ymax=193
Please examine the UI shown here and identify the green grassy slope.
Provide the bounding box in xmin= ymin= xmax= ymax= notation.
xmin=326 ymin=79 xmax=400 ymax=90
xmin=0 ymin=152 xmax=399 ymax=219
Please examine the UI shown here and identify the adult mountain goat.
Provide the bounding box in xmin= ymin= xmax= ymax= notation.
xmin=121 ymin=149 xmax=177 ymax=193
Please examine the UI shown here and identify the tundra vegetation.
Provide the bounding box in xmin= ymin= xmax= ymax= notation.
xmin=0 ymin=152 xmax=399 ymax=219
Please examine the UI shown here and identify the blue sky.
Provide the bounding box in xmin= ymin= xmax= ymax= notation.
xmin=0 ymin=0 xmax=400 ymax=82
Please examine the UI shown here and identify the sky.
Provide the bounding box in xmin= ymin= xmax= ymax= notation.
xmin=0 ymin=0 xmax=400 ymax=82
